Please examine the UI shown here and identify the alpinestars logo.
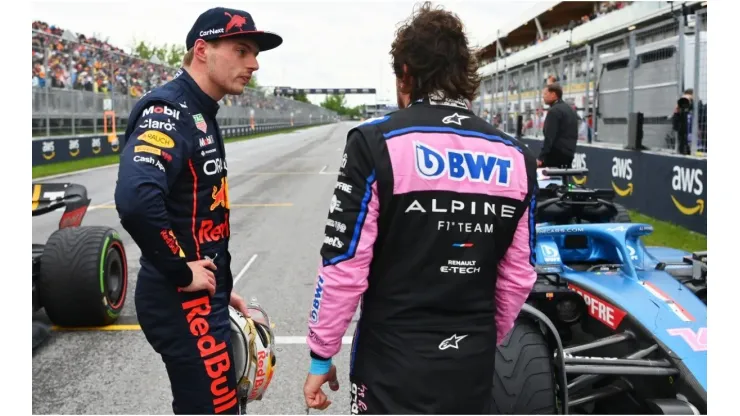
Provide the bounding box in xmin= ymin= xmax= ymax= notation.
xmin=442 ymin=113 xmax=470 ymax=126
xmin=438 ymin=334 xmax=468 ymax=350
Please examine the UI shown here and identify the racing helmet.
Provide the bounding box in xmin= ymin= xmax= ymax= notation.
xmin=229 ymin=301 xmax=276 ymax=403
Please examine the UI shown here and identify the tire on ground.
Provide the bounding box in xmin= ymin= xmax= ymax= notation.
xmin=492 ymin=318 xmax=557 ymax=414
xmin=611 ymin=203 xmax=631 ymax=223
xmin=39 ymin=226 xmax=128 ymax=327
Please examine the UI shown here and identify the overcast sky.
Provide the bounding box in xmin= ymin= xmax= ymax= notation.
xmin=32 ymin=0 xmax=543 ymax=106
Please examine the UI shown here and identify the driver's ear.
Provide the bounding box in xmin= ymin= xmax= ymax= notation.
xmin=193 ymin=39 xmax=209 ymax=63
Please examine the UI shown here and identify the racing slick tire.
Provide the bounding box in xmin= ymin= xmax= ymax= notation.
xmin=38 ymin=226 xmax=128 ymax=327
xmin=611 ymin=203 xmax=631 ymax=223
xmin=492 ymin=318 xmax=557 ymax=414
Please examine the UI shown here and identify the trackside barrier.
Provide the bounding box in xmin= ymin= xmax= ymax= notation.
xmin=521 ymin=138 xmax=706 ymax=235
xmin=32 ymin=121 xmax=334 ymax=167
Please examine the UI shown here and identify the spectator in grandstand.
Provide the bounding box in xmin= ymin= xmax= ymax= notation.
xmin=32 ymin=21 xmax=182 ymax=96
xmin=303 ymin=2 xmax=537 ymax=413
xmin=114 ymin=6 xmax=282 ymax=414
xmin=538 ymin=83 xmax=578 ymax=167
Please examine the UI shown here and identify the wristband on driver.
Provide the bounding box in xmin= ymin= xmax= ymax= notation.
xmin=309 ymin=357 xmax=332 ymax=375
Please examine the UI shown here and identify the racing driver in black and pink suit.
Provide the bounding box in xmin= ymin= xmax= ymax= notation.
xmin=303 ymin=96 xmax=538 ymax=413
xmin=301 ymin=7 xmax=538 ymax=413
xmin=301 ymin=20 xmax=541 ymax=416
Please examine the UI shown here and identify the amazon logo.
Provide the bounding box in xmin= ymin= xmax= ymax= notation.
xmin=571 ymin=153 xmax=588 ymax=185
xmin=671 ymin=166 xmax=705 ymax=216
xmin=611 ymin=157 xmax=633 ymax=197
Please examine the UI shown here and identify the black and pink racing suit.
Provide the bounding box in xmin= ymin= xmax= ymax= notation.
xmin=306 ymin=95 xmax=539 ymax=414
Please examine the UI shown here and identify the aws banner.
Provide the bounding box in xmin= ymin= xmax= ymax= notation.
xmin=32 ymin=122 xmax=325 ymax=167
xmin=32 ymin=134 xmax=125 ymax=166
xmin=521 ymin=138 xmax=706 ymax=235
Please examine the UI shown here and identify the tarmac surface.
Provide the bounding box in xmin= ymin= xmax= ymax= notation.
xmin=32 ymin=122 xmax=362 ymax=415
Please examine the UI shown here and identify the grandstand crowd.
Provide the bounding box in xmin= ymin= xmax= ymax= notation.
xmin=32 ymin=20 xmax=282 ymax=111
xmin=505 ymin=1 xmax=630 ymax=55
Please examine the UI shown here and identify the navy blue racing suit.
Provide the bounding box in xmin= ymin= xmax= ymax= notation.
xmin=114 ymin=67 xmax=237 ymax=414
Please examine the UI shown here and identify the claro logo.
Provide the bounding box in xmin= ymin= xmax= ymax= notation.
xmin=571 ymin=153 xmax=587 ymax=185
xmin=611 ymin=157 xmax=633 ymax=197
xmin=671 ymin=166 xmax=705 ymax=215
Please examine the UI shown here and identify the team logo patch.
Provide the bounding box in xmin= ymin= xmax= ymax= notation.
xmin=138 ymin=130 xmax=175 ymax=148
xmin=193 ymin=114 xmax=208 ymax=133
xmin=414 ymin=141 xmax=512 ymax=186
xmin=310 ymin=275 xmax=325 ymax=323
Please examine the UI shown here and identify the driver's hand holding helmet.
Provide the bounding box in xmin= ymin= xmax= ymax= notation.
xmin=229 ymin=299 xmax=277 ymax=405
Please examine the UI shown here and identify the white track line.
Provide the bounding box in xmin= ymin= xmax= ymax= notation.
xmin=275 ymin=336 xmax=353 ymax=345
xmin=318 ymin=165 xmax=327 ymax=174
xmin=234 ymin=254 xmax=258 ymax=285
xmin=88 ymin=199 xmax=114 ymax=211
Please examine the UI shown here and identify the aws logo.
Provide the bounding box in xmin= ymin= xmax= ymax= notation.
xmin=110 ymin=136 xmax=120 ymax=152
xmin=107 ymin=133 xmax=120 ymax=152
xmin=671 ymin=166 xmax=704 ymax=216
xmin=571 ymin=153 xmax=587 ymax=185
xmin=92 ymin=138 xmax=102 ymax=154
xmin=68 ymin=139 xmax=80 ymax=157
xmin=41 ymin=141 xmax=55 ymax=160
xmin=611 ymin=157 xmax=633 ymax=197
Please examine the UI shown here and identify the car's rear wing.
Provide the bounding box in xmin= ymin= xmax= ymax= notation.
xmin=32 ymin=183 xmax=91 ymax=229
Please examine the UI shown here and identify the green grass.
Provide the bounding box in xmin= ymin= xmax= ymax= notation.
xmin=32 ymin=125 xmax=317 ymax=179
xmin=629 ymin=210 xmax=706 ymax=253
xmin=32 ymin=154 xmax=121 ymax=179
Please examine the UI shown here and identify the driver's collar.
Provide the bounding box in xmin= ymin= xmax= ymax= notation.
xmin=411 ymin=91 xmax=469 ymax=110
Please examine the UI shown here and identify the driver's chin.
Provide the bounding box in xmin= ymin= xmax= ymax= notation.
xmin=224 ymin=81 xmax=244 ymax=96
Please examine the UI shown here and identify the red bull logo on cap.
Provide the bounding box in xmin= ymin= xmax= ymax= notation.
xmin=225 ymin=12 xmax=247 ymax=32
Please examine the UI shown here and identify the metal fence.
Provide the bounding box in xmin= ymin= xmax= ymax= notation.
xmin=31 ymin=29 xmax=338 ymax=137
xmin=691 ymin=8 xmax=707 ymax=155
xmin=474 ymin=7 xmax=707 ymax=157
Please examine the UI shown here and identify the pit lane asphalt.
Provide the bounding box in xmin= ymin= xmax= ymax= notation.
xmin=32 ymin=122 xmax=362 ymax=415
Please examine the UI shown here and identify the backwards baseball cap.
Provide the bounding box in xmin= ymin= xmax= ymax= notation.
xmin=186 ymin=7 xmax=283 ymax=52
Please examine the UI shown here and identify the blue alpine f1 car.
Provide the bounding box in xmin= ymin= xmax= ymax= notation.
xmin=534 ymin=168 xmax=705 ymax=302
xmin=492 ymin=170 xmax=707 ymax=415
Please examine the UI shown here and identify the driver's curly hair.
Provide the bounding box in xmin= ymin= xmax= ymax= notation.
xmin=390 ymin=1 xmax=481 ymax=103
